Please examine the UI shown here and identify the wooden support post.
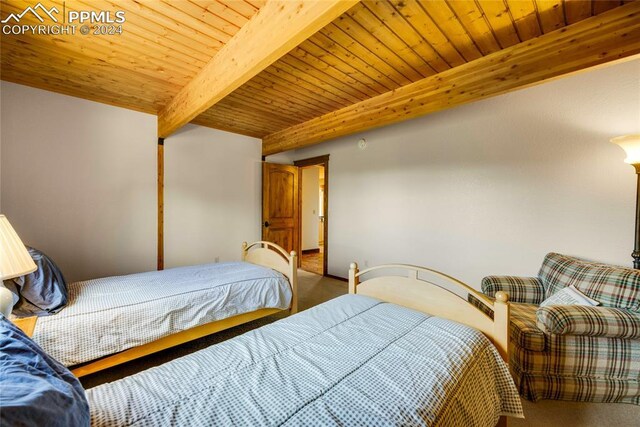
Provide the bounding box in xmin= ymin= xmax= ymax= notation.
xmin=157 ymin=138 xmax=164 ymax=271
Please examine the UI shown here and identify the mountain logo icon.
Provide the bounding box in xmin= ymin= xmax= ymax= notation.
xmin=1 ymin=3 xmax=59 ymax=24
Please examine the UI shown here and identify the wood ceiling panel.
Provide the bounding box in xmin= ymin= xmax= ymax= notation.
xmin=270 ymin=57 xmax=366 ymax=104
xmin=218 ymin=0 xmax=262 ymax=18
xmin=1 ymin=0 xmax=635 ymax=140
xmin=219 ymin=94 xmax=311 ymax=126
xmin=193 ymin=108 xmax=283 ymax=138
xmin=419 ymin=0 xmax=483 ymax=62
xmin=1 ymin=38 xmax=179 ymax=97
xmin=444 ymin=0 xmax=502 ymax=56
xmin=137 ymin=1 xmax=235 ymax=44
xmin=307 ymin=32 xmax=395 ymax=92
xmin=262 ymin=2 xmax=640 ymax=153
xmin=111 ymin=0 xmax=226 ymax=51
xmin=0 ymin=2 xmax=196 ymax=73
xmin=1 ymin=0 xmax=260 ymax=116
xmin=507 ymin=0 xmax=543 ymax=40
xmin=535 ymin=0 xmax=567 ymax=33
xmin=1 ymin=69 xmax=161 ymax=114
xmin=188 ymin=1 xmax=251 ymax=27
xmin=332 ymin=14 xmax=425 ymax=82
xmin=387 ymin=0 xmax=464 ymax=69
xmin=293 ymin=41 xmax=387 ymax=96
xmin=242 ymin=75 xmax=338 ymax=114
xmin=347 ymin=3 xmax=437 ymax=77
xmin=204 ymin=103 xmax=292 ymax=131
xmin=318 ymin=23 xmax=410 ymax=87
xmin=593 ymin=0 xmax=623 ymax=14
xmin=477 ymin=0 xmax=522 ymax=48
xmin=231 ymin=84 xmax=332 ymax=120
xmin=157 ymin=0 xmax=358 ymax=137
xmin=564 ymin=0 xmax=593 ymax=24
xmin=195 ymin=0 xmax=635 ymax=138
xmin=83 ymin=0 xmax=216 ymax=60
xmin=259 ymin=67 xmax=352 ymax=111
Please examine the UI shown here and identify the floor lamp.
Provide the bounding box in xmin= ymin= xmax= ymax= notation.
xmin=0 ymin=215 xmax=37 ymax=317
xmin=611 ymin=135 xmax=640 ymax=269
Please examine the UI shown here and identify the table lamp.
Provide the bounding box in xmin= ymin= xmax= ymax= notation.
xmin=0 ymin=215 xmax=37 ymax=317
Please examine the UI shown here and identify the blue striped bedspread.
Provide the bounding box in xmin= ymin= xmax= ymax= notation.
xmin=87 ymin=294 xmax=523 ymax=426
xmin=32 ymin=262 xmax=292 ymax=366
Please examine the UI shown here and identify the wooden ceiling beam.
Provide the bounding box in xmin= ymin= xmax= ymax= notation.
xmin=262 ymin=2 xmax=640 ymax=155
xmin=157 ymin=0 xmax=359 ymax=138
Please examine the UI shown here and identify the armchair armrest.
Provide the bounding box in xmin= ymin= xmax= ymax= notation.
xmin=536 ymin=305 xmax=640 ymax=339
xmin=481 ymin=276 xmax=545 ymax=305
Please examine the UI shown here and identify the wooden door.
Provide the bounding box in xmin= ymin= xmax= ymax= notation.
xmin=262 ymin=163 xmax=299 ymax=255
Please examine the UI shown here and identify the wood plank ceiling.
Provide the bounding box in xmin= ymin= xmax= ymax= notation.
xmin=199 ymin=0 xmax=637 ymax=139
xmin=1 ymin=0 xmax=638 ymax=151
xmin=1 ymin=0 xmax=265 ymax=114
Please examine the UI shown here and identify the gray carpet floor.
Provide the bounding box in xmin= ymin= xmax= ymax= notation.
xmin=81 ymin=271 xmax=640 ymax=426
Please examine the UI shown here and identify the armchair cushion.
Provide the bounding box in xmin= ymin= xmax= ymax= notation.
xmin=481 ymin=276 xmax=545 ymax=305
xmin=511 ymin=303 xmax=547 ymax=352
xmin=536 ymin=305 xmax=640 ymax=339
xmin=538 ymin=253 xmax=640 ymax=311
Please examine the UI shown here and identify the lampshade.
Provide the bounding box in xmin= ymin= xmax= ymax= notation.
xmin=0 ymin=215 xmax=36 ymax=280
xmin=611 ymin=134 xmax=640 ymax=165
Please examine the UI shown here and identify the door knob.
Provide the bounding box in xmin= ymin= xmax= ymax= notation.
xmin=264 ymin=221 xmax=270 ymax=228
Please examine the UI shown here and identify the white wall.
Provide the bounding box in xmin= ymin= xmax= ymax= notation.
xmin=0 ymin=82 xmax=157 ymax=282
xmin=268 ymin=59 xmax=640 ymax=287
xmin=164 ymin=124 xmax=262 ymax=267
xmin=1 ymin=83 xmax=263 ymax=282
xmin=301 ymin=166 xmax=320 ymax=250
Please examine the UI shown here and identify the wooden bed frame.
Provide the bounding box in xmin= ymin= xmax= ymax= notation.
xmin=12 ymin=241 xmax=298 ymax=378
xmin=348 ymin=262 xmax=511 ymax=427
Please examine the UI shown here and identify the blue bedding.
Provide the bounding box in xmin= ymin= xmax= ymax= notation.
xmin=0 ymin=314 xmax=89 ymax=427
xmin=5 ymin=246 xmax=68 ymax=316
xmin=88 ymin=295 xmax=523 ymax=426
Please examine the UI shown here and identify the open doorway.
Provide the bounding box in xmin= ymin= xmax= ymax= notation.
xmin=294 ymin=155 xmax=329 ymax=276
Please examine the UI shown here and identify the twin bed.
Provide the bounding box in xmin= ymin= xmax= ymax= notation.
xmin=3 ymin=241 xmax=524 ymax=426
xmin=20 ymin=241 xmax=298 ymax=376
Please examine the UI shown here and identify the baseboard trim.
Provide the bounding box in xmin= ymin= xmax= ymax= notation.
xmin=325 ymin=273 xmax=348 ymax=282
xmin=302 ymin=249 xmax=320 ymax=254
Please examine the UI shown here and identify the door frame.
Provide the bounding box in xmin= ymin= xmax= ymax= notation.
xmin=294 ymin=155 xmax=329 ymax=276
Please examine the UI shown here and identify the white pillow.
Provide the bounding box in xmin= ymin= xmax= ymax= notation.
xmin=539 ymin=285 xmax=600 ymax=308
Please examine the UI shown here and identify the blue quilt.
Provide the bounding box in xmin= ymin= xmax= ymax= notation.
xmin=0 ymin=315 xmax=89 ymax=426
xmin=88 ymin=295 xmax=523 ymax=426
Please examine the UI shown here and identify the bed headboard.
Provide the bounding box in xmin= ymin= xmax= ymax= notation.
xmin=348 ymin=263 xmax=510 ymax=361
xmin=242 ymin=241 xmax=298 ymax=313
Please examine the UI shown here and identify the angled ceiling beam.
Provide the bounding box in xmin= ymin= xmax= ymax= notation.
xmin=157 ymin=0 xmax=359 ymax=138
xmin=262 ymin=2 xmax=640 ymax=156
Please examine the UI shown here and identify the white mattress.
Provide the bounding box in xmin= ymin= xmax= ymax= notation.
xmin=32 ymin=262 xmax=292 ymax=366
xmin=88 ymin=295 xmax=523 ymax=426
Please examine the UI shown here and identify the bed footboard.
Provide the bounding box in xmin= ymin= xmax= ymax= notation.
xmin=242 ymin=241 xmax=298 ymax=314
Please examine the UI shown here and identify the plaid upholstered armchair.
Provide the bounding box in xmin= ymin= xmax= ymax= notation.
xmin=481 ymin=253 xmax=640 ymax=405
